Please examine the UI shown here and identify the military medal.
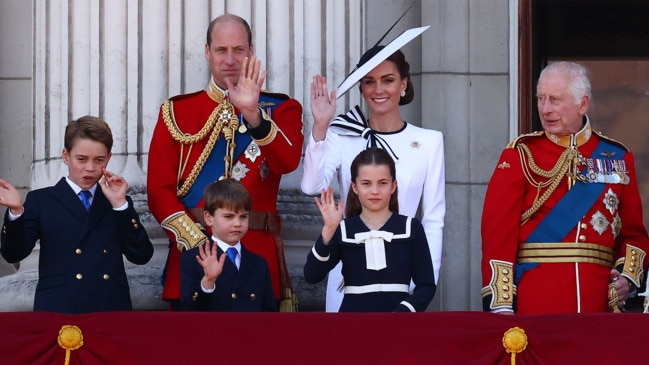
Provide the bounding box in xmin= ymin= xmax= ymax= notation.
xmin=603 ymin=188 xmax=619 ymax=215
xmin=590 ymin=210 xmax=609 ymax=236
xmin=611 ymin=214 xmax=622 ymax=238
xmin=231 ymin=161 xmax=250 ymax=181
xmin=582 ymin=157 xmax=629 ymax=185
xmin=259 ymin=159 xmax=269 ymax=180
xmin=238 ymin=114 xmax=248 ymax=133
xmin=245 ymin=141 xmax=261 ymax=162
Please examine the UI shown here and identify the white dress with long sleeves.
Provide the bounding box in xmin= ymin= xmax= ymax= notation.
xmin=301 ymin=118 xmax=445 ymax=312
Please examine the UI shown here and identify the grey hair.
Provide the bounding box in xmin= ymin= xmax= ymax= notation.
xmin=538 ymin=61 xmax=591 ymax=105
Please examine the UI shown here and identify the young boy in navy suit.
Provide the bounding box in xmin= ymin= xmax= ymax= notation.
xmin=0 ymin=116 xmax=153 ymax=314
xmin=180 ymin=179 xmax=277 ymax=311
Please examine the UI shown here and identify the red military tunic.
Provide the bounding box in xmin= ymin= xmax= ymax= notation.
xmin=481 ymin=119 xmax=649 ymax=314
xmin=147 ymin=80 xmax=303 ymax=303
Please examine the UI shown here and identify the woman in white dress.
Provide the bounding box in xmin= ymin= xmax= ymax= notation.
xmin=301 ymin=47 xmax=445 ymax=312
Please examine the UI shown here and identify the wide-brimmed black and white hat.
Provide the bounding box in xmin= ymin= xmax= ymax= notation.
xmin=336 ymin=5 xmax=430 ymax=99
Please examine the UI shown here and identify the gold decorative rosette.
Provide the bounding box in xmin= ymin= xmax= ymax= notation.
xmin=503 ymin=326 xmax=527 ymax=365
xmin=58 ymin=325 xmax=84 ymax=365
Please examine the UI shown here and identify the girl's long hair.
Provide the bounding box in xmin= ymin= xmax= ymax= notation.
xmin=345 ymin=148 xmax=399 ymax=217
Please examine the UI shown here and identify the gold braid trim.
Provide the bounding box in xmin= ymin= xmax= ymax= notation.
xmin=517 ymin=144 xmax=579 ymax=225
xmin=162 ymin=100 xmax=218 ymax=144
xmin=608 ymin=282 xmax=621 ymax=313
xmin=161 ymin=100 xmax=239 ymax=198
xmin=253 ymin=110 xmax=278 ymax=146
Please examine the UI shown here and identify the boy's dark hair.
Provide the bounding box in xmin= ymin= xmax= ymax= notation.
xmin=345 ymin=148 xmax=399 ymax=217
xmin=64 ymin=115 xmax=113 ymax=152
xmin=203 ymin=179 xmax=252 ymax=215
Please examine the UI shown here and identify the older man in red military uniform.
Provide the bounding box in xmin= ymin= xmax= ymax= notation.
xmin=148 ymin=14 xmax=303 ymax=311
xmin=481 ymin=61 xmax=649 ymax=314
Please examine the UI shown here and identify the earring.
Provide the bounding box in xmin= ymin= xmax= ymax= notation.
xmin=400 ymin=90 xmax=406 ymax=97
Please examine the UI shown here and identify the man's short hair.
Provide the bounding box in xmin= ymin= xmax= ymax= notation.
xmin=206 ymin=14 xmax=252 ymax=47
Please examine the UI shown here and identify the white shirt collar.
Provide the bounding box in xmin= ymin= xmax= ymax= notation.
xmin=211 ymin=236 xmax=241 ymax=255
xmin=65 ymin=177 xmax=97 ymax=196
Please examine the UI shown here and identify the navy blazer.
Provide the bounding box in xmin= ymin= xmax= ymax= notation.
xmin=180 ymin=241 xmax=277 ymax=312
xmin=1 ymin=178 xmax=153 ymax=314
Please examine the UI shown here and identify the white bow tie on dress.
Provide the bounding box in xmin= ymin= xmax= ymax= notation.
xmin=354 ymin=230 xmax=394 ymax=271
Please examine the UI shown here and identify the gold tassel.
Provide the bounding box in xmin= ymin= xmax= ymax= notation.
xmin=279 ymin=288 xmax=299 ymax=312
xmin=58 ymin=325 xmax=83 ymax=365
xmin=608 ymin=282 xmax=621 ymax=313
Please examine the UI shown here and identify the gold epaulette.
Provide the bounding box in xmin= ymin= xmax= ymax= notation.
xmin=592 ymin=130 xmax=631 ymax=152
xmin=161 ymin=211 xmax=208 ymax=251
xmin=506 ymin=131 xmax=544 ymax=149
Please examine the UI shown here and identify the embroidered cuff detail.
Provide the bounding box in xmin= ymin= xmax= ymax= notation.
xmin=486 ymin=260 xmax=515 ymax=310
xmin=622 ymin=244 xmax=646 ymax=287
xmin=161 ymin=212 xmax=208 ymax=251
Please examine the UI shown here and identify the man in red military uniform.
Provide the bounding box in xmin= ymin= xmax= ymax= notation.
xmin=481 ymin=61 xmax=649 ymax=314
xmin=147 ymin=14 xmax=303 ymax=311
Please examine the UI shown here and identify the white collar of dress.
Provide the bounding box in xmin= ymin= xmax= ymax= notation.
xmin=329 ymin=105 xmax=402 ymax=160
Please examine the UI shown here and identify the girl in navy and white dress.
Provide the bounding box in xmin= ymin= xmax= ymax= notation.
xmin=301 ymin=48 xmax=445 ymax=312
xmin=303 ymin=148 xmax=436 ymax=312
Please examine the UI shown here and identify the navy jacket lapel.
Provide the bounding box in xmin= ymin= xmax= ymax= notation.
xmin=52 ymin=178 xmax=87 ymax=223
xmin=217 ymin=246 xmax=239 ymax=283
xmin=52 ymin=179 xmax=111 ymax=239
xmin=234 ymin=246 xmax=255 ymax=290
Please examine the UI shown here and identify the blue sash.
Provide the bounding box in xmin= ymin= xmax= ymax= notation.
xmin=180 ymin=93 xmax=286 ymax=208
xmin=180 ymin=131 xmax=251 ymax=208
xmin=515 ymin=139 xmax=626 ymax=283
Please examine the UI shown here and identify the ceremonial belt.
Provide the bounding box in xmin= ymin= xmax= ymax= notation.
xmin=188 ymin=207 xmax=281 ymax=233
xmin=344 ymin=283 xmax=409 ymax=294
xmin=517 ymin=243 xmax=614 ymax=268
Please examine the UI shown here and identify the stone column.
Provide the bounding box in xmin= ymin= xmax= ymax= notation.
xmin=26 ymin=0 xmax=364 ymax=311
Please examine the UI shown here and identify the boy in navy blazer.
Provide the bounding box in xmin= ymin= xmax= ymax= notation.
xmin=0 ymin=116 xmax=153 ymax=314
xmin=181 ymin=179 xmax=277 ymax=311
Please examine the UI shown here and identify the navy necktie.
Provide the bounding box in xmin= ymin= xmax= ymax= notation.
xmin=226 ymin=247 xmax=238 ymax=269
xmin=79 ymin=190 xmax=92 ymax=211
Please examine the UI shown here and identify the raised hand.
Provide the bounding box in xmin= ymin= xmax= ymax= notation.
xmin=197 ymin=240 xmax=227 ymax=288
xmin=315 ymin=186 xmax=343 ymax=245
xmin=310 ymin=75 xmax=337 ymax=141
xmin=226 ymin=55 xmax=267 ymax=128
xmin=99 ymin=168 xmax=128 ymax=208
xmin=0 ymin=178 xmax=23 ymax=215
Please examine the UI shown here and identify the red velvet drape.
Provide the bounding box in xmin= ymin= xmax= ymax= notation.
xmin=0 ymin=311 xmax=637 ymax=364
